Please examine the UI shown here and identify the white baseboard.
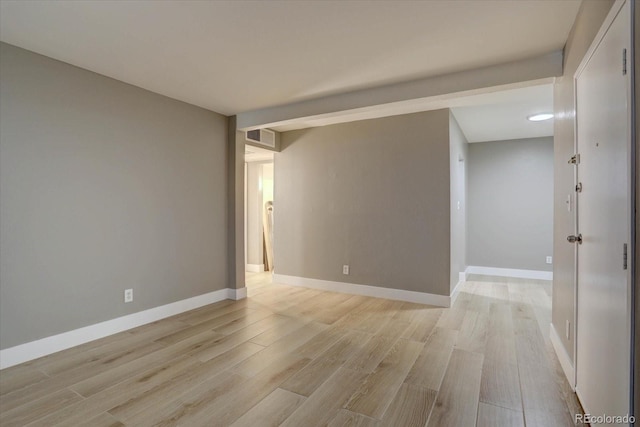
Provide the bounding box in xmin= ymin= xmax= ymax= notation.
xmin=272 ymin=274 xmax=451 ymax=307
xmin=448 ymin=270 xmax=468 ymax=306
xmin=245 ymin=264 xmax=264 ymax=273
xmin=466 ymin=266 xmax=553 ymax=281
xmin=0 ymin=288 xmax=235 ymax=370
xmin=230 ymin=287 xmax=247 ymax=300
xmin=449 ymin=280 xmax=464 ymax=307
xmin=550 ymin=323 xmax=575 ymax=390
xmin=458 ymin=271 xmax=467 ymax=283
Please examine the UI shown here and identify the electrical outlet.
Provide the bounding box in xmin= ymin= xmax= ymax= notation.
xmin=124 ymin=289 xmax=133 ymax=303
xmin=546 ymin=256 xmax=553 ymax=264
xmin=566 ymin=320 xmax=570 ymax=340
xmin=342 ymin=265 xmax=350 ymax=275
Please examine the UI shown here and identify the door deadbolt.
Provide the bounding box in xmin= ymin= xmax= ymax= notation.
xmin=567 ymin=234 xmax=583 ymax=244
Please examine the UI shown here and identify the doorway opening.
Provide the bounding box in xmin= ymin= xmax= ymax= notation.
xmin=244 ymin=144 xmax=275 ymax=290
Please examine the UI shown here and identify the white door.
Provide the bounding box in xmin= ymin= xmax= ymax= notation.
xmin=575 ymin=1 xmax=631 ymax=421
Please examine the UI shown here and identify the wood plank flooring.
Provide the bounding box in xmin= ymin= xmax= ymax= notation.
xmin=0 ymin=273 xmax=581 ymax=426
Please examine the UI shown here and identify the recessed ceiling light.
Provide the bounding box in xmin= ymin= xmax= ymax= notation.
xmin=527 ymin=113 xmax=554 ymax=122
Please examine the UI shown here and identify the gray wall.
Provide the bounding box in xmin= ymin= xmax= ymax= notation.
xmin=275 ymin=109 xmax=452 ymax=296
xmin=552 ymin=0 xmax=614 ymax=363
xmin=449 ymin=113 xmax=468 ymax=291
xmin=468 ymin=137 xmax=553 ymax=272
xmin=229 ymin=127 xmax=246 ymax=290
xmin=0 ymin=43 xmax=229 ymax=349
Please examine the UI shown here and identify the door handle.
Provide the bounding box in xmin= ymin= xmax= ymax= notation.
xmin=567 ymin=234 xmax=583 ymax=244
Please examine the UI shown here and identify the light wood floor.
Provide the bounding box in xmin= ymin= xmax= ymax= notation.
xmin=0 ymin=273 xmax=582 ymax=426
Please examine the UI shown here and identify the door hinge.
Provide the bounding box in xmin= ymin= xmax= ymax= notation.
xmin=568 ymin=154 xmax=580 ymax=165
xmin=575 ymin=182 xmax=582 ymax=193
xmin=623 ymin=243 xmax=628 ymax=270
xmin=623 ymin=48 xmax=627 ymax=75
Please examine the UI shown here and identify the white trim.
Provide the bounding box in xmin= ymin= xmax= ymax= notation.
xmin=465 ymin=266 xmax=553 ymax=281
xmin=450 ymin=281 xmax=463 ymax=307
xmin=458 ymin=271 xmax=467 ymax=283
xmin=550 ymin=323 xmax=576 ymax=390
xmin=0 ymin=288 xmax=233 ymax=370
xmin=273 ymin=274 xmax=451 ymax=307
xmin=449 ymin=270 xmax=467 ymax=306
xmin=245 ymin=263 xmax=264 ymax=273
xmin=229 ymin=287 xmax=247 ymax=300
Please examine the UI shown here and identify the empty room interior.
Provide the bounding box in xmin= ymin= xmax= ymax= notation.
xmin=0 ymin=1 xmax=637 ymax=426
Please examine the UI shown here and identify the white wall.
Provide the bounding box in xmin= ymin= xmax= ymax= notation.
xmin=246 ymin=162 xmax=264 ymax=269
xmin=245 ymin=161 xmax=274 ymax=271
xmin=263 ymin=163 xmax=274 ymax=206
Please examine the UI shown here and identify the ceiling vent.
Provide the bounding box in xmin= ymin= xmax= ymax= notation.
xmin=245 ymin=129 xmax=275 ymax=148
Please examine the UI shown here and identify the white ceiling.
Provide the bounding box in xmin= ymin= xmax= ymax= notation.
xmin=451 ymin=84 xmax=554 ymax=143
xmin=0 ymin=0 xmax=580 ymax=117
